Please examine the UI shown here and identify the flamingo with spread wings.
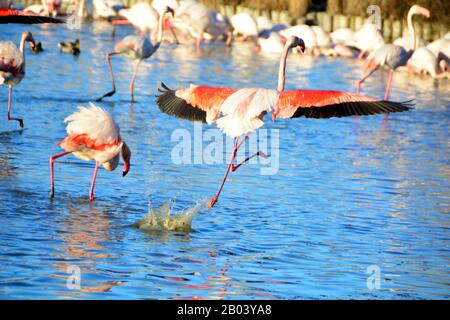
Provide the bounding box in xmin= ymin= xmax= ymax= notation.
xmin=156 ymin=36 xmax=412 ymax=208
xmin=0 ymin=8 xmax=64 ymax=24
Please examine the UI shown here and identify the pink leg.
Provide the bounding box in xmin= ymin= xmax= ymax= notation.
xmin=89 ymin=161 xmax=100 ymax=202
xmin=129 ymin=60 xmax=141 ymax=102
xmin=357 ymin=68 xmax=377 ymax=95
xmin=384 ymin=70 xmax=393 ymax=100
xmin=96 ymin=52 xmax=121 ymax=101
xmin=208 ymin=134 xmax=253 ymax=208
xmin=357 ymin=50 xmax=367 ymax=59
xmin=207 ymin=138 xmax=239 ymax=208
xmin=49 ymin=151 xmax=72 ymax=198
xmin=6 ymin=86 xmax=23 ymax=128
xmin=231 ymin=151 xmax=268 ymax=172
xmin=195 ymin=36 xmax=202 ymax=54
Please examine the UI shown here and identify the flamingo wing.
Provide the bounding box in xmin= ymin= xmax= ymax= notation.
xmin=156 ymin=82 xmax=236 ymax=123
xmin=276 ymin=90 xmax=412 ymax=119
xmin=0 ymin=9 xmax=64 ymax=24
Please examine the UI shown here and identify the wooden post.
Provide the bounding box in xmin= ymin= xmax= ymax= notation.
xmin=322 ymin=13 xmax=333 ymax=32
xmin=316 ymin=12 xmax=325 ymax=28
xmin=354 ymin=16 xmax=364 ymax=30
xmin=271 ymin=10 xmax=280 ymax=24
xmin=260 ymin=9 xmax=271 ymax=20
xmin=391 ymin=20 xmax=402 ymax=41
xmin=383 ymin=19 xmax=392 ymax=42
xmin=422 ymin=22 xmax=432 ymax=42
xmin=280 ymin=10 xmax=292 ymax=26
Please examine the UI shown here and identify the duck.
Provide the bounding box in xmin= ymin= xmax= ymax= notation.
xmin=58 ymin=38 xmax=80 ymax=55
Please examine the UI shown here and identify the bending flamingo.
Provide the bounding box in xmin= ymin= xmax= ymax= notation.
xmin=156 ymin=36 xmax=412 ymax=208
xmin=0 ymin=31 xmax=36 ymax=127
xmin=357 ymin=5 xmax=430 ymax=100
xmin=50 ymin=103 xmax=131 ymax=201
xmin=96 ymin=6 xmax=174 ymax=102
xmin=0 ymin=8 xmax=64 ymax=24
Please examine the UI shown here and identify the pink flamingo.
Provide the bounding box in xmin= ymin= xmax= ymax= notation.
xmin=0 ymin=8 xmax=64 ymax=23
xmin=96 ymin=6 xmax=174 ymax=102
xmin=156 ymin=36 xmax=412 ymax=208
xmin=357 ymin=5 xmax=430 ymax=100
xmin=0 ymin=31 xmax=36 ymax=128
xmin=50 ymin=103 xmax=131 ymax=201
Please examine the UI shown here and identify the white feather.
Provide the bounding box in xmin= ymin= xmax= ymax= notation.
xmin=65 ymin=103 xmax=120 ymax=146
xmin=216 ymin=88 xmax=278 ymax=138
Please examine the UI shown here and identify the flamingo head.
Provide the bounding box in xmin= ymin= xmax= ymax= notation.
xmin=22 ymin=32 xmax=36 ymax=51
xmin=121 ymin=142 xmax=131 ymax=177
xmin=164 ymin=6 xmax=175 ymax=17
xmin=286 ymin=36 xmax=305 ymax=54
xmin=162 ymin=6 xmax=176 ymax=30
xmin=410 ymin=5 xmax=430 ymax=19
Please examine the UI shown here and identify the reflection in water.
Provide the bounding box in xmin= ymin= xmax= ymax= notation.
xmin=51 ymin=204 xmax=122 ymax=295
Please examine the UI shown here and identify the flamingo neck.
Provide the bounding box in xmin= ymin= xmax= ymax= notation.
xmin=407 ymin=10 xmax=417 ymax=51
xmin=19 ymin=34 xmax=27 ymax=64
xmin=277 ymin=45 xmax=290 ymax=93
xmin=154 ymin=11 xmax=166 ymax=46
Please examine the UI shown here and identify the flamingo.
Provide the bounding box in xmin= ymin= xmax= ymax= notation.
xmin=24 ymin=0 xmax=61 ymax=17
xmin=0 ymin=8 xmax=64 ymax=24
xmin=357 ymin=5 xmax=430 ymax=100
xmin=92 ymin=0 xmax=124 ymax=20
xmin=172 ymin=0 xmax=211 ymax=51
xmin=330 ymin=28 xmax=354 ymax=45
xmin=50 ymin=103 xmax=131 ymax=201
xmin=96 ymin=6 xmax=174 ymax=102
xmin=152 ymin=0 xmax=179 ymax=16
xmin=349 ymin=24 xmax=385 ymax=59
xmin=258 ymin=32 xmax=284 ymax=54
xmin=0 ymin=31 xmax=36 ymax=128
xmin=118 ymin=2 xmax=160 ymax=40
xmin=155 ymin=36 xmax=412 ymax=208
xmin=279 ymin=24 xmax=319 ymax=55
xmin=407 ymin=47 xmax=448 ymax=78
xmin=229 ymin=12 xmax=259 ymax=50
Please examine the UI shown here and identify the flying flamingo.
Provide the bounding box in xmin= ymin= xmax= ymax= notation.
xmin=50 ymin=103 xmax=131 ymax=201
xmin=156 ymin=36 xmax=412 ymax=208
xmin=357 ymin=5 xmax=430 ymax=100
xmin=0 ymin=31 xmax=36 ymax=128
xmin=0 ymin=8 xmax=64 ymax=24
xmin=96 ymin=6 xmax=174 ymax=102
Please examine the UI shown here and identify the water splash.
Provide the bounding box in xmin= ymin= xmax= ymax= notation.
xmin=133 ymin=200 xmax=203 ymax=233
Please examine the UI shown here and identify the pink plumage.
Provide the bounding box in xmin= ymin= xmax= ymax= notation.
xmin=50 ymin=103 xmax=131 ymax=201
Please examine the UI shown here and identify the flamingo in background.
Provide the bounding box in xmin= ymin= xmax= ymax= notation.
xmin=96 ymin=6 xmax=174 ymax=102
xmin=230 ymin=12 xmax=259 ymax=50
xmin=118 ymin=2 xmax=160 ymax=40
xmin=357 ymin=5 xmax=430 ymax=100
xmin=156 ymin=36 xmax=412 ymax=208
xmin=172 ymin=0 xmax=211 ymax=51
xmin=0 ymin=8 xmax=64 ymax=23
xmin=0 ymin=31 xmax=36 ymax=128
xmin=50 ymin=103 xmax=131 ymax=201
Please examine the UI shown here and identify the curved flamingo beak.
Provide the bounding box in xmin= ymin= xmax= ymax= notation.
xmin=121 ymin=142 xmax=131 ymax=177
xmin=122 ymin=164 xmax=130 ymax=177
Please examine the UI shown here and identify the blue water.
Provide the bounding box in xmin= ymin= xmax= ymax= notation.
xmin=0 ymin=22 xmax=449 ymax=299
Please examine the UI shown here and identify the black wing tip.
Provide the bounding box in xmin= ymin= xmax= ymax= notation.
xmin=292 ymin=99 xmax=414 ymax=119
xmin=155 ymin=82 xmax=207 ymax=123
